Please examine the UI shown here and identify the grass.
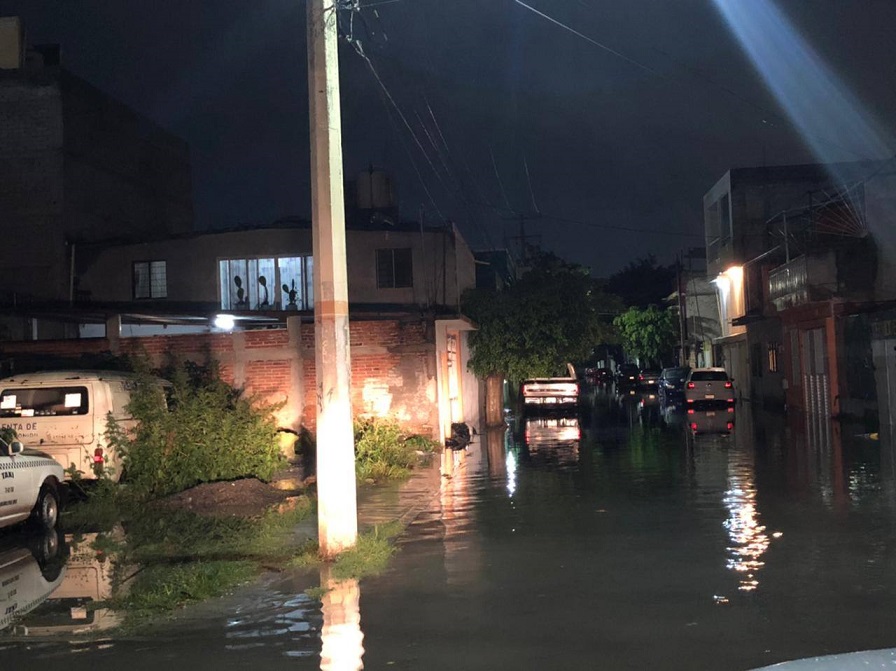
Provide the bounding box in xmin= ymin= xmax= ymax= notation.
xmin=289 ymin=521 xmax=405 ymax=581
xmin=354 ymin=418 xmax=438 ymax=483
xmin=111 ymin=560 xmax=258 ymax=627
xmin=332 ymin=522 xmax=403 ymax=580
xmin=58 ymin=488 xmax=315 ymax=631
xmin=51 ymin=417 xmax=431 ymax=630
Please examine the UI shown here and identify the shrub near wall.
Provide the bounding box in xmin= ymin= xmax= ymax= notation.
xmin=109 ymin=362 xmax=285 ymax=498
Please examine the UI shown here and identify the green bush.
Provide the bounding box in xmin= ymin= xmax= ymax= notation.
xmin=107 ymin=360 xmax=285 ymax=498
xmin=353 ymin=417 xmax=436 ymax=482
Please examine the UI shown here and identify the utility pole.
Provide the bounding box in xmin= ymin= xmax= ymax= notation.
xmin=504 ymin=212 xmax=541 ymax=267
xmin=307 ymin=0 xmax=358 ymax=557
xmin=677 ymin=253 xmax=688 ymax=366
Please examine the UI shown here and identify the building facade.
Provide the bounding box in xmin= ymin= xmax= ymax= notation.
xmin=0 ymin=18 xmax=193 ymax=339
xmin=704 ymin=160 xmax=896 ymax=418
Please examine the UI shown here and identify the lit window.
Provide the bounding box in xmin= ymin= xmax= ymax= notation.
xmin=218 ymin=256 xmax=313 ymax=311
xmin=768 ymin=342 xmax=780 ymax=373
xmin=376 ymin=248 xmax=413 ymax=289
xmin=133 ymin=261 xmax=167 ymax=299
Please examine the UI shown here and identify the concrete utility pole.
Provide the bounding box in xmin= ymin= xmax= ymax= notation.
xmin=307 ymin=0 xmax=358 ymax=557
xmin=677 ymin=253 xmax=687 ymax=366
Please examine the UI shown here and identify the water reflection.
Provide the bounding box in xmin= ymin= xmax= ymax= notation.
xmin=522 ymin=415 xmax=580 ymax=467
xmin=723 ymin=450 xmax=770 ymax=592
xmin=687 ymin=406 xmax=736 ymax=436
xmin=637 ymin=393 xmax=661 ymax=427
xmin=505 ymin=449 xmax=518 ymax=496
xmin=781 ymin=411 xmax=886 ymax=511
xmin=0 ymin=529 xmax=67 ymax=633
xmin=319 ymin=568 xmax=363 ymax=671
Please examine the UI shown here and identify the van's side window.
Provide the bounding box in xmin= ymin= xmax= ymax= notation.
xmin=0 ymin=386 xmax=90 ymax=417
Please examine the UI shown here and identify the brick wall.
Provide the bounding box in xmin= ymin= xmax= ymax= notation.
xmin=0 ymin=317 xmax=439 ymax=438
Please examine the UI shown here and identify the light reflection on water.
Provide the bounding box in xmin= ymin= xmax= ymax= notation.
xmin=224 ymin=590 xmax=319 ymax=655
xmin=505 ymin=449 xmax=518 ymax=496
xmin=723 ymin=456 xmax=771 ymax=592
xmin=319 ymin=570 xmax=363 ymax=671
xmin=4 ymin=394 xmax=896 ymax=670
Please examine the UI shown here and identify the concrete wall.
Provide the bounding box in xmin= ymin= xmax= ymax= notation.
xmin=746 ymin=316 xmax=785 ymax=408
xmin=0 ymin=317 xmax=448 ymax=438
xmin=78 ymin=226 xmax=476 ymax=309
xmin=866 ymin=171 xmax=896 ymax=301
xmin=704 ymin=164 xmax=851 ymax=278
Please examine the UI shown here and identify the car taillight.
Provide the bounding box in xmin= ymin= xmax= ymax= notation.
xmin=724 ymin=381 xmax=732 ymax=388
xmin=727 ymin=406 xmax=735 ymax=413
xmin=687 ymin=408 xmax=695 ymax=415
xmin=687 ymin=382 xmax=695 ymax=389
xmin=92 ymin=447 xmax=105 ymax=477
xmin=690 ymin=423 xmax=698 ymax=431
xmin=727 ymin=422 xmax=734 ymax=431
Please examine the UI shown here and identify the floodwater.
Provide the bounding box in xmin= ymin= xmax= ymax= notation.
xmin=3 ymin=387 xmax=896 ymax=670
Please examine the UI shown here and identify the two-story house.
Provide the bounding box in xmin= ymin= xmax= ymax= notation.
xmin=704 ymin=159 xmax=896 ymax=419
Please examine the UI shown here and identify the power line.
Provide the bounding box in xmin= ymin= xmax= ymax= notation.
xmin=511 ymin=0 xmax=869 ymax=161
xmin=522 ymin=154 xmax=540 ymax=214
xmin=511 ymin=0 xmax=657 ymax=76
xmin=348 ymin=40 xmax=451 ymax=219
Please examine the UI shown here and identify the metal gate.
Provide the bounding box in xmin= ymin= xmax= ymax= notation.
xmin=802 ymin=327 xmax=831 ymax=418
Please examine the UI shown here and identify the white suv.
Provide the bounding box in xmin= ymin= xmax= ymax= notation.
xmin=0 ymin=438 xmax=65 ymax=530
xmin=684 ymin=367 xmax=735 ymax=406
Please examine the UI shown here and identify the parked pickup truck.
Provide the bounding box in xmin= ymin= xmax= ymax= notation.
xmin=520 ymin=364 xmax=579 ymax=414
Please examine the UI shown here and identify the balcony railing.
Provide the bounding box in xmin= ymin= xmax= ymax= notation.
xmin=768 ymin=253 xmax=840 ymax=310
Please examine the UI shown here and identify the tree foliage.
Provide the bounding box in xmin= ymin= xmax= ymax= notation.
xmin=612 ymin=305 xmax=677 ymax=368
xmin=462 ymin=251 xmax=621 ymax=384
xmin=605 ymin=254 xmax=676 ymax=309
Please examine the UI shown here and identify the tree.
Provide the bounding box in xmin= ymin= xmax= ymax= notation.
xmin=462 ymin=251 xmax=621 ymax=385
xmin=612 ymin=305 xmax=677 ymax=368
xmin=605 ymin=255 xmax=676 ymax=309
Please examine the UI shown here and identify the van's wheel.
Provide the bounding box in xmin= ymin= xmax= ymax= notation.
xmin=31 ymin=484 xmax=59 ymax=530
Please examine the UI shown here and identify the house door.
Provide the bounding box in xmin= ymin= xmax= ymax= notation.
xmin=802 ymin=327 xmax=830 ymax=417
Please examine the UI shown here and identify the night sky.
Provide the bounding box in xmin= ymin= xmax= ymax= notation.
xmin=3 ymin=0 xmax=896 ymax=276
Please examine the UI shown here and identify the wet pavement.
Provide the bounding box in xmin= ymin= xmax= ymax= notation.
xmin=3 ymin=387 xmax=896 ymax=669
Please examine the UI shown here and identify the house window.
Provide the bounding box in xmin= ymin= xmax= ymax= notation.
xmin=133 ymin=261 xmax=167 ymax=299
xmin=376 ymin=248 xmax=413 ymax=289
xmin=768 ymin=342 xmax=780 ymax=373
xmin=218 ymin=256 xmax=313 ymax=311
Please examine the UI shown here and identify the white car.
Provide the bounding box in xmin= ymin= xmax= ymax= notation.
xmin=684 ymin=367 xmax=735 ymax=406
xmin=0 ymin=438 xmax=65 ymax=530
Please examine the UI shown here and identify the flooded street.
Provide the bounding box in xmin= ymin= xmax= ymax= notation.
xmin=4 ymin=388 xmax=896 ymax=669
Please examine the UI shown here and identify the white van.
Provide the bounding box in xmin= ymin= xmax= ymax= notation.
xmin=0 ymin=370 xmax=150 ymax=481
